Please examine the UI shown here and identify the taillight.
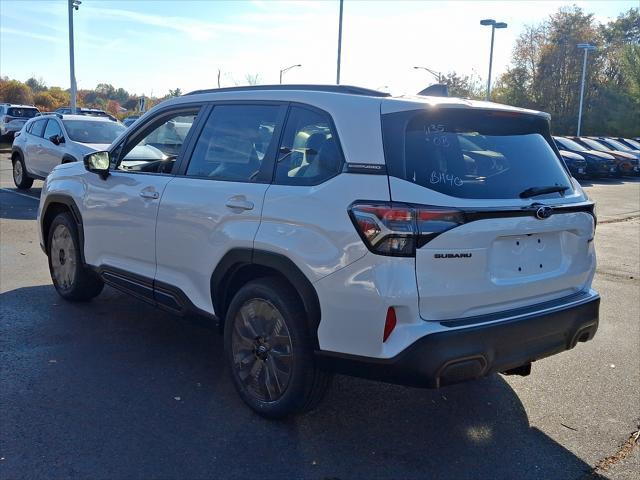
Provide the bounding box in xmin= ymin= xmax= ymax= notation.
xmin=3 ymin=116 xmax=10 ymax=123
xmin=348 ymin=202 xmax=464 ymax=256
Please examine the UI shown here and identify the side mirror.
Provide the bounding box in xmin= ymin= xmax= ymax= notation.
xmin=83 ymin=151 xmax=110 ymax=179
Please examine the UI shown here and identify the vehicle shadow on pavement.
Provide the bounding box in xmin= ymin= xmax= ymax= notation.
xmin=0 ymin=188 xmax=41 ymax=220
xmin=0 ymin=285 xmax=606 ymax=480
xmin=578 ymin=176 xmax=640 ymax=187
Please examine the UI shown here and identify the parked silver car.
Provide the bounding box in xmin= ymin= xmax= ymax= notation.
xmin=11 ymin=114 xmax=126 ymax=189
xmin=0 ymin=103 xmax=40 ymax=139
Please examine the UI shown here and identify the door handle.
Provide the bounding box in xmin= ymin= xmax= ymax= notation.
xmin=139 ymin=188 xmax=159 ymax=199
xmin=225 ymin=197 xmax=254 ymax=211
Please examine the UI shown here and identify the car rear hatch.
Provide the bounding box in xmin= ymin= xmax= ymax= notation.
xmin=377 ymin=103 xmax=596 ymax=321
xmin=5 ymin=107 xmax=39 ymax=130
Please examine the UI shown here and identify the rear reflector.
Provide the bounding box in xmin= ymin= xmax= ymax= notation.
xmin=383 ymin=307 xmax=397 ymax=342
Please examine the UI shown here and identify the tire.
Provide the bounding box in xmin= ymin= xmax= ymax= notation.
xmin=12 ymin=154 xmax=34 ymax=190
xmin=47 ymin=212 xmax=104 ymax=301
xmin=224 ymin=277 xmax=331 ymax=418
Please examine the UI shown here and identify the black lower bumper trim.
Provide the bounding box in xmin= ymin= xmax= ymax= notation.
xmin=316 ymin=295 xmax=599 ymax=388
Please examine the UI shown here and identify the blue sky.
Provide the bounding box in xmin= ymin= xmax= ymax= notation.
xmin=0 ymin=0 xmax=636 ymax=97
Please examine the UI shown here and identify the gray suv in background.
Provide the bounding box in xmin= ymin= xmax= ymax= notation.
xmin=0 ymin=103 xmax=40 ymax=140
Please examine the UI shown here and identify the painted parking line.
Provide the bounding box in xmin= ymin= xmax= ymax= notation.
xmin=0 ymin=188 xmax=40 ymax=201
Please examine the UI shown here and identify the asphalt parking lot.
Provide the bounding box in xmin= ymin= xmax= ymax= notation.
xmin=0 ymin=152 xmax=638 ymax=479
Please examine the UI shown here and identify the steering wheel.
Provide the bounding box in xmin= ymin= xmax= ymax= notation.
xmin=138 ymin=155 xmax=177 ymax=173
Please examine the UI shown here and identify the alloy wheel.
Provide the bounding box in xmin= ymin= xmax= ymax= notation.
xmin=13 ymin=160 xmax=23 ymax=185
xmin=231 ymin=298 xmax=294 ymax=402
xmin=50 ymin=224 xmax=77 ymax=291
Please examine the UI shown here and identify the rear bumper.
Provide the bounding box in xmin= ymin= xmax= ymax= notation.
xmin=316 ymin=292 xmax=599 ymax=388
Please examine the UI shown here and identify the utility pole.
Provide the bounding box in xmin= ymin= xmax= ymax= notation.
xmin=336 ymin=0 xmax=344 ymax=84
xmin=68 ymin=0 xmax=81 ymax=113
xmin=577 ymin=43 xmax=596 ymax=136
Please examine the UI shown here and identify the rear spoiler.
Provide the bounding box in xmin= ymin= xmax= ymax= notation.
xmin=417 ymin=84 xmax=449 ymax=97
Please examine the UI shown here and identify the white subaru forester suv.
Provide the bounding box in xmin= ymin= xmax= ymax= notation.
xmin=37 ymin=85 xmax=599 ymax=417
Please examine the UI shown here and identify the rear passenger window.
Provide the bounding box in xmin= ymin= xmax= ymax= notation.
xmin=186 ymin=105 xmax=280 ymax=182
xmin=30 ymin=119 xmax=47 ymax=137
xmin=274 ymin=107 xmax=343 ymax=185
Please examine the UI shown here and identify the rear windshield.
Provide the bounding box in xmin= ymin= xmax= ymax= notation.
xmin=62 ymin=120 xmax=125 ymax=144
xmin=382 ymin=109 xmax=572 ymax=199
xmin=8 ymin=107 xmax=39 ymax=118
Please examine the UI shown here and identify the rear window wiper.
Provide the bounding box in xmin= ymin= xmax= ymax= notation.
xmin=519 ymin=185 xmax=568 ymax=198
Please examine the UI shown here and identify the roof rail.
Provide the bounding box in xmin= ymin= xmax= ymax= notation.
xmin=39 ymin=112 xmax=63 ymax=119
xmin=186 ymin=84 xmax=391 ymax=98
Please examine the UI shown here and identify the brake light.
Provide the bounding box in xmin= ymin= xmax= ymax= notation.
xmin=348 ymin=202 xmax=464 ymax=256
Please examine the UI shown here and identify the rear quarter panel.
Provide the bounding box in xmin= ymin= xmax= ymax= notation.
xmin=254 ymin=173 xmax=391 ymax=283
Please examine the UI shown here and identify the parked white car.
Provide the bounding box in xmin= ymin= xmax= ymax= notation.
xmin=0 ymin=103 xmax=40 ymax=139
xmin=36 ymin=85 xmax=600 ymax=417
xmin=11 ymin=114 xmax=126 ymax=189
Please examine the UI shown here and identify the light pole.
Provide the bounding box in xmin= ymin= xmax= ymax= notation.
xmin=336 ymin=0 xmax=344 ymax=84
xmin=413 ymin=66 xmax=442 ymax=83
xmin=576 ymin=43 xmax=596 ymax=137
xmin=68 ymin=0 xmax=81 ymax=114
xmin=480 ymin=19 xmax=507 ymax=101
xmin=279 ymin=64 xmax=302 ymax=84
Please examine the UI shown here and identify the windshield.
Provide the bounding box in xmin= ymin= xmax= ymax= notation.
xmin=8 ymin=107 xmax=39 ymax=118
xmin=62 ymin=120 xmax=125 ymax=144
xmin=602 ymin=138 xmax=631 ymax=151
xmin=554 ymin=137 xmax=587 ymax=152
xmin=579 ymin=138 xmax=610 ymax=152
xmin=382 ymin=109 xmax=572 ymax=199
xmin=625 ymin=138 xmax=640 ymax=149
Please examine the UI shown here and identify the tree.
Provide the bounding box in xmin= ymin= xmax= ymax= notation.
xmin=122 ymin=97 xmax=139 ymax=110
xmin=492 ymin=66 xmax=532 ymax=107
xmin=493 ymin=6 xmax=639 ymax=135
xmin=168 ymin=88 xmax=182 ymax=97
xmin=95 ymin=83 xmax=115 ymax=98
xmin=245 ymin=73 xmax=260 ymax=86
xmin=113 ymin=87 xmax=130 ymax=104
xmin=46 ymin=87 xmax=70 ymax=109
xmin=25 ymin=77 xmax=47 ymax=93
xmin=33 ymin=92 xmax=57 ymax=111
xmin=106 ymin=99 xmax=121 ymax=115
xmin=0 ymin=80 xmax=33 ymax=104
xmin=441 ymin=72 xmax=484 ymax=99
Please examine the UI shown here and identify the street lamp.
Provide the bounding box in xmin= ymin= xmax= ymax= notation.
xmin=413 ymin=66 xmax=442 ymax=83
xmin=279 ymin=64 xmax=302 ymax=84
xmin=68 ymin=0 xmax=81 ymax=114
xmin=480 ymin=18 xmax=507 ymax=101
xmin=576 ymin=43 xmax=596 ymax=136
xmin=336 ymin=0 xmax=344 ymax=84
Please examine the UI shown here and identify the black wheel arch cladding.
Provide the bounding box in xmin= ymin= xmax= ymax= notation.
xmin=211 ymin=248 xmax=322 ymax=348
